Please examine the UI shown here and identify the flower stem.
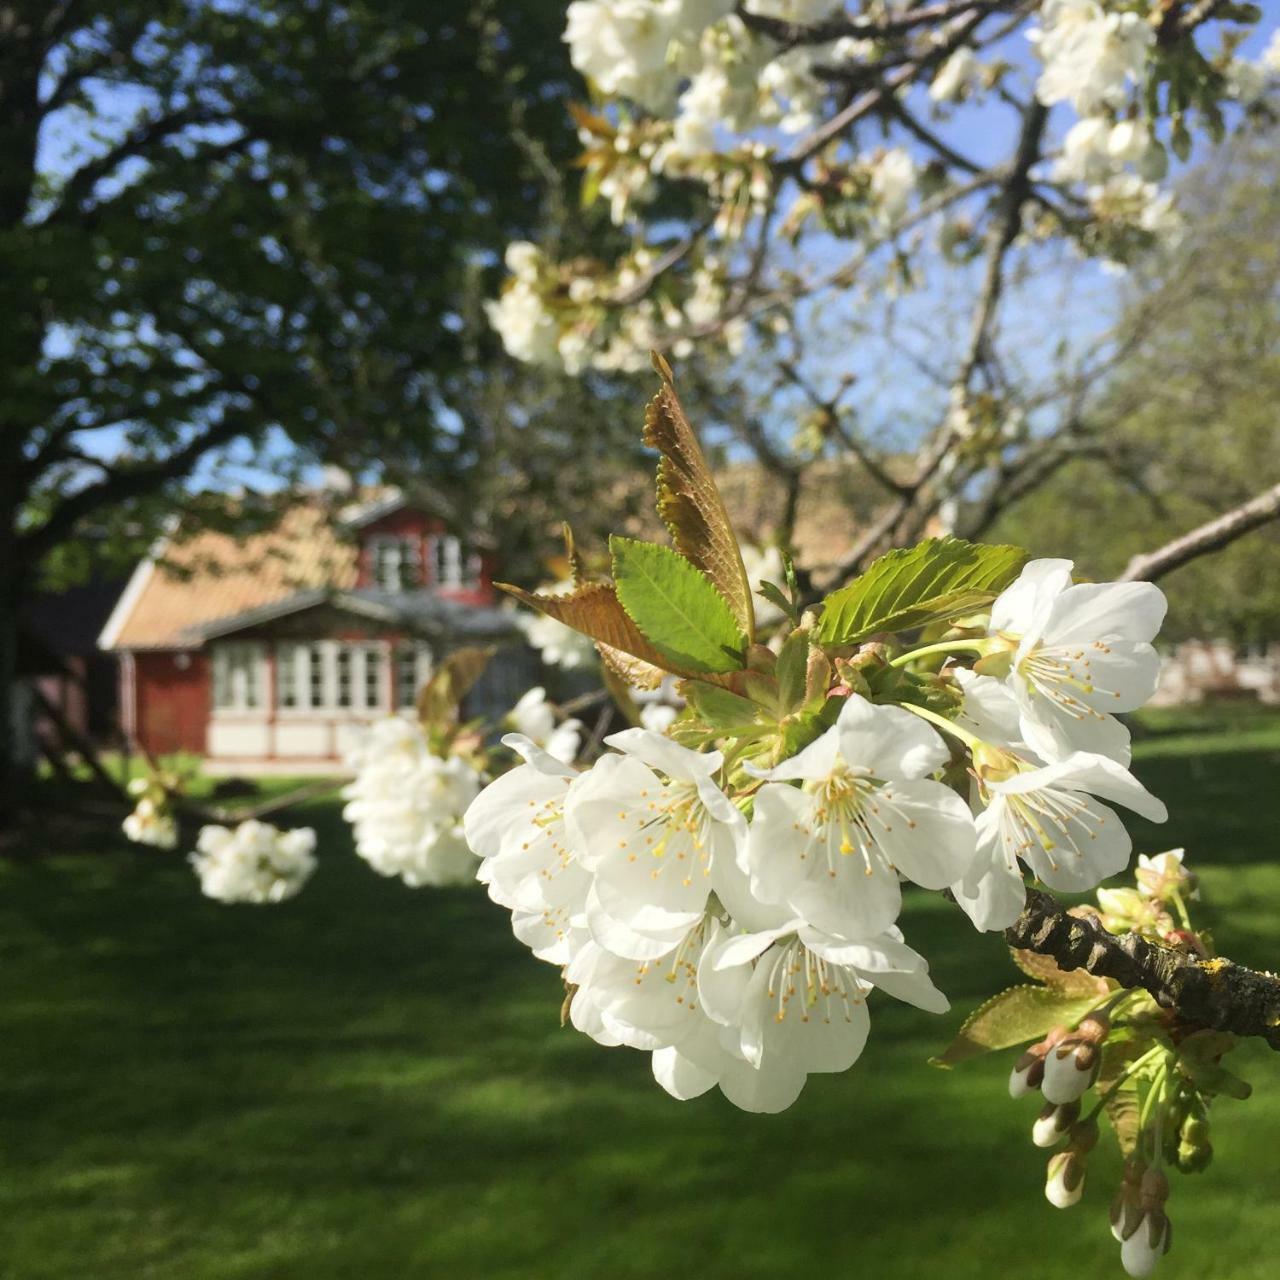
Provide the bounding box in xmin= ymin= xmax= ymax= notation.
xmin=888 ymin=639 xmax=991 ymax=669
xmin=902 ymin=700 xmax=982 ymax=749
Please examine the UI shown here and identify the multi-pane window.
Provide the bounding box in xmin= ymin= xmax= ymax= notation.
xmin=371 ymin=536 xmax=421 ymax=592
xmin=395 ymin=642 xmax=433 ymax=708
xmin=212 ymin=643 xmax=265 ymax=711
xmin=430 ymin=535 xmax=480 ymax=588
xmin=364 ymin=647 xmax=383 ymax=710
xmin=278 ymin=644 xmax=298 ymax=709
xmin=276 ymin=642 xmax=389 ymax=712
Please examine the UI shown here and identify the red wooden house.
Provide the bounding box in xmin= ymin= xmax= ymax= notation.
xmin=98 ymin=491 xmax=527 ymax=773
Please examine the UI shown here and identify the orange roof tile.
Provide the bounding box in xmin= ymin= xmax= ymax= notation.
xmin=102 ymin=503 xmax=358 ymax=650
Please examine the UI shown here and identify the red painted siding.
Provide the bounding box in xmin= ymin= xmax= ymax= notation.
xmin=133 ymin=651 xmax=209 ymax=756
xmin=356 ymin=508 xmax=496 ymax=603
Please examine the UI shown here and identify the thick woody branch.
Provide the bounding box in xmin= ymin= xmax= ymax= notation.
xmin=1118 ymin=480 xmax=1280 ymax=583
xmin=1007 ymin=888 xmax=1280 ymax=1049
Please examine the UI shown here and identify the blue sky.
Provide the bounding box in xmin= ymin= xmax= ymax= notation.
xmin=36 ymin=3 xmax=1280 ymax=494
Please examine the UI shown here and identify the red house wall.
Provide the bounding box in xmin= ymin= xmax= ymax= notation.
xmin=133 ymin=651 xmax=209 ymax=756
xmin=355 ymin=509 xmax=496 ymax=604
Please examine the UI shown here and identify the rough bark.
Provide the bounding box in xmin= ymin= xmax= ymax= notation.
xmin=1006 ymin=888 xmax=1280 ymax=1049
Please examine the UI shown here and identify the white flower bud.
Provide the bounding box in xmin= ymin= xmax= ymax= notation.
xmin=1119 ymin=1211 xmax=1171 ymax=1278
xmin=1032 ymin=1100 xmax=1079 ymax=1148
xmin=1041 ymin=1041 xmax=1098 ymax=1105
xmin=1009 ymin=1049 xmax=1045 ymax=1098
xmin=1045 ymin=1151 xmax=1086 ymax=1209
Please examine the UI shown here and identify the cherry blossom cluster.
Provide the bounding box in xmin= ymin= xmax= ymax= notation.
xmin=121 ymin=775 xmax=178 ymax=850
xmin=188 ymin=819 xmax=317 ymax=905
xmin=485 ymin=1 xmax=1271 ymax=372
xmin=1001 ymin=849 xmax=1233 ymax=1278
xmin=342 ymin=715 xmax=484 ymax=888
xmin=465 ymin=558 xmax=1171 ymax=1112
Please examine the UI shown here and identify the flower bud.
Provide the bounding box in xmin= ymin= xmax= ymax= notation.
xmin=1110 ymin=1160 xmax=1145 ymax=1242
xmin=1119 ymin=1210 xmax=1171 ymax=1278
xmin=1176 ymin=1138 xmax=1213 ymax=1173
xmin=1069 ymin=1115 xmax=1100 ymax=1155
xmin=1045 ymin=1150 xmax=1086 ymax=1209
xmin=1041 ymin=1040 xmax=1099 ymax=1105
xmin=1009 ymin=1047 xmax=1046 ymax=1098
xmin=1032 ymin=1100 xmax=1079 ymax=1148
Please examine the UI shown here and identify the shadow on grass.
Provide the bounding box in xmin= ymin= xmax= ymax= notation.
xmin=0 ymin=725 xmax=1277 ymax=1279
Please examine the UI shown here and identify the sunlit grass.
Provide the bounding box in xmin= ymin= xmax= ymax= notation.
xmin=1 ymin=705 xmax=1277 ymax=1278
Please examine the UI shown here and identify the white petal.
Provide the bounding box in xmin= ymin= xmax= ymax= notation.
xmin=953 ymin=668 xmax=1024 ymax=749
xmin=652 ymin=1046 xmax=717 ymax=1100
xmin=863 ymin=965 xmax=950 ymax=1014
xmin=993 ymin=753 xmax=1167 ymax=823
xmin=868 ymin=778 xmax=977 ymax=889
xmin=745 ymin=725 xmax=839 ymax=782
xmin=604 ymin=727 xmax=723 ymax=783
xmin=991 ymin=558 xmax=1073 ymax=636
xmin=499 ymin=732 xmax=578 ymax=777
xmin=586 ymin=882 xmax=694 ymax=960
xmin=834 ymin=694 xmax=950 ymax=780
xmin=743 ymin=782 xmax=815 ymax=905
xmin=716 ymin=1055 xmax=809 ymax=1113
xmin=1042 ymin=581 xmax=1167 ymax=646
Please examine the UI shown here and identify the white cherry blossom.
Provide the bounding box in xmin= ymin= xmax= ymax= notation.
xmin=930 ymin=47 xmax=982 ymax=103
xmin=1030 ymin=0 xmax=1153 ymax=115
xmin=954 ymin=746 xmax=1167 ymax=930
xmin=464 ymin=734 xmax=590 ymax=963
xmin=122 ymin=795 xmax=178 ymax=850
xmin=745 ymin=694 xmax=976 ymax=939
xmin=342 ymin=717 xmax=482 ymax=887
xmin=506 ymin=686 xmax=582 ymax=764
xmin=483 ymin=278 xmax=560 ymax=367
xmin=565 ymin=728 xmax=746 ymax=952
xmin=189 ymin=820 xmax=316 ymax=904
xmin=516 ymin=581 xmax=599 ymax=670
xmin=986 ymin=558 xmax=1166 ymax=764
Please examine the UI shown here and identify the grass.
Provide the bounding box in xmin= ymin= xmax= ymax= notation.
xmin=1 ymin=707 xmax=1278 ymax=1279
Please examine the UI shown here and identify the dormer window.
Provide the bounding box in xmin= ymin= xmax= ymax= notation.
xmin=431 ymin=534 xmax=480 ymax=588
xmin=370 ymin=536 xmax=421 ymax=592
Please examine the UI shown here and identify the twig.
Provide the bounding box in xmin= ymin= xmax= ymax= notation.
xmin=1006 ymin=888 xmax=1280 ymax=1049
xmin=1118 ymin=481 xmax=1280 ymax=583
xmin=185 ymin=779 xmax=344 ymax=826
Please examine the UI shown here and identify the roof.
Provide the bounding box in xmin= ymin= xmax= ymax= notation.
xmin=194 ymin=588 xmax=517 ymax=642
xmin=99 ymin=503 xmax=358 ymax=651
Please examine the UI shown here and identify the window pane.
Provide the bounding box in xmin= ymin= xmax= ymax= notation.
xmin=364 ymin=646 xmax=383 ymax=710
xmin=278 ymin=644 xmax=298 ymax=709
xmin=243 ymin=646 xmax=259 ymax=709
xmin=309 ymin=643 xmax=326 ymax=709
xmin=336 ymin=646 xmax=353 ymax=709
xmin=213 ymin=649 xmax=230 ymax=709
xmin=396 ymin=643 xmax=418 ymax=708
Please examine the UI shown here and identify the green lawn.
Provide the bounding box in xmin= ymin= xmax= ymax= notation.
xmin=2 ymin=709 xmax=1278 ymax=1279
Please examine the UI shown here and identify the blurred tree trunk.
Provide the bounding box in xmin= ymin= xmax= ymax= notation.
xmin=0 ymin=6 xmax=42 ymax=823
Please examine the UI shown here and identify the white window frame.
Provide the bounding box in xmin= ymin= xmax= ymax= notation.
xmin=211 ymin=642 xmax=267 ymax=714
xmin=370 ymin=536 xmax=421 ymax=592
xmin=276 ymin=641 xmax=390 ymax=713
xmin=430 ymin=534 xmax=480 ymax=589
xmin=395 ymin=641 xmax=434 ymax=709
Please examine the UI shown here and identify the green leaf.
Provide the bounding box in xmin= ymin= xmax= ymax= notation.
xmin=684 ymin=681 xmax=760 ymax=731
xmin=931 ymin=986 xmax=1103 ymax=1069
xmin=1009 ymin=947 xmax=1113 ymax=1000
xmin=817 ymin=537 xmax=1028 ymax=647
xmin=1105 ymin=1088 xmax=1142 ymax=1156
xmin=775 ymin=630 xmax=810 ymax=712
xmin=611 ymin=536 xmax=747 ymax=675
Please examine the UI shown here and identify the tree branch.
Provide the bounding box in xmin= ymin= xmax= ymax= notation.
xmin=1118 ymin=480 xmax=1280 ymax=583
xmin=1006 ymin=888 xmax=1280 ymax=1049
xmin=18 ymin=409 xmax=255 ymax=562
